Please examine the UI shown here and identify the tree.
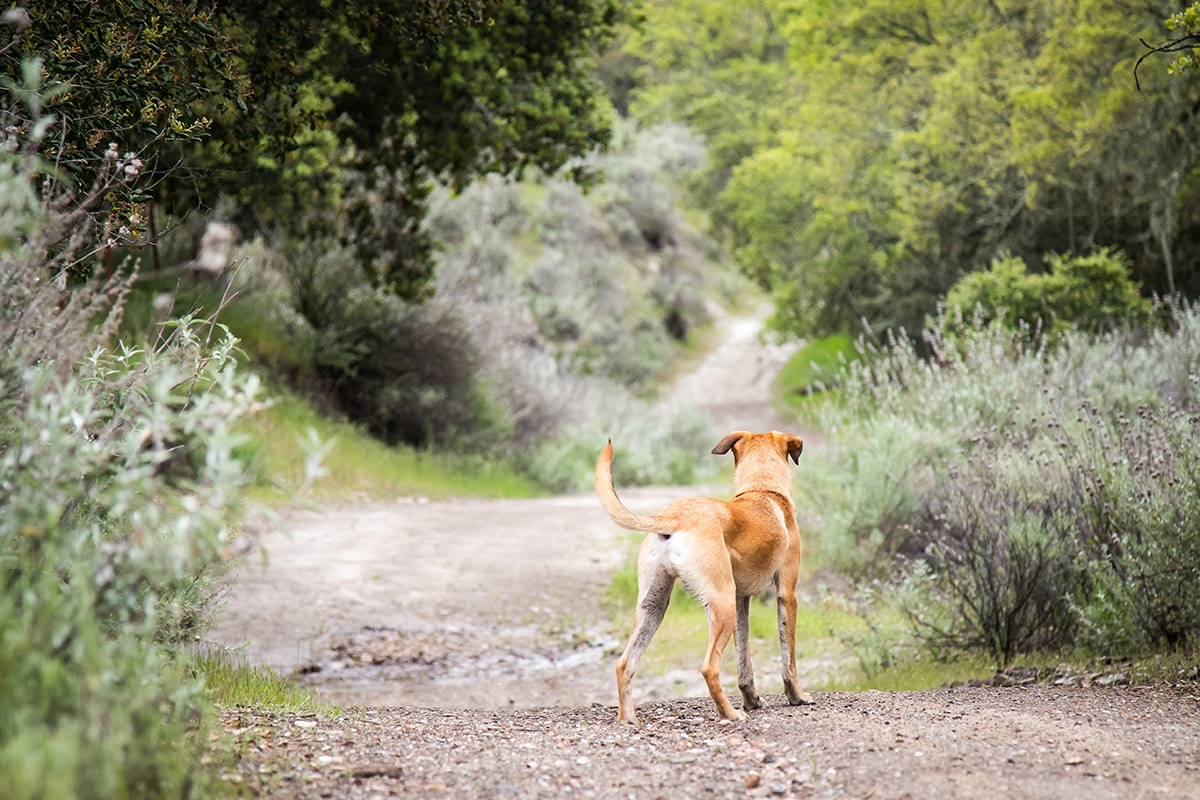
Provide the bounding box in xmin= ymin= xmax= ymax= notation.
xmin=3 ymin=1 xmax=626 ymax=299
xmin=189 ymin=0 xmax=626 ymax=300
xmin=628 ymin=0 xmax=1200 ymax=340
xmin=624 ymin=0 xmax=801 ymax=198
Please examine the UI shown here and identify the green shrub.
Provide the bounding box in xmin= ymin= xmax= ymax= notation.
xmin=0 ymin=324 xmax=260 ymax=799
xmin=280 ymin=236 xmax=505 ymax=449
xmin=944 ymin=248 xmax=1153 ymax=334
xmin=1071 ymin=404 xmax=1200 ymax=651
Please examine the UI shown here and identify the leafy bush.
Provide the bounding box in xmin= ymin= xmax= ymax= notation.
xmin=1070 ymin=402 xmax=1200 ymax=651
xmin=274 ymin=235 xmax=505 ymax=449
xmin=0 ymin=65 xmax=257 ymax=799
xmin=804 ymin=303 xmax=1200 ymax=662
xmin=0 ymin=328 xmax=259 ymax=800
xmin=943 ymin=248 xmax=1153 ymax=334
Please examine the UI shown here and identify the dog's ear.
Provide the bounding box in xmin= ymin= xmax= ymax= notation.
xmin=712 ymin=430 xmax=749 ymax=455
xmin=785 ymin=434 xmax=804 ymax=464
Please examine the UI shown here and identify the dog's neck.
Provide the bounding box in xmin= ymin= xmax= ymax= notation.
xmin=731 ymin=448 xmax=792 ymax=498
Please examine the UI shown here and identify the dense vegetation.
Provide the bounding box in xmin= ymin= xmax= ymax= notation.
xmin=624 ymin=0 xmax=1200 ymax=340
xmin=196 ymin=118 xmax=727 ymax=487
xmin=0 ymin=75 xmax=266 ymax=796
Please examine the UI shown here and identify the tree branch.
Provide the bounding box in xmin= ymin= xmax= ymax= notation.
xmin=1135 ymin=35 xmax=1200 ymax=91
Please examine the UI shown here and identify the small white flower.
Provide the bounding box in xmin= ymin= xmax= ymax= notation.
xmin=104 ymin=142 xmax=119 ymax=160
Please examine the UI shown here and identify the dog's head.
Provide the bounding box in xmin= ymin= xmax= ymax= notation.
xmin=711 ymin=430 xmax=804 ymax=465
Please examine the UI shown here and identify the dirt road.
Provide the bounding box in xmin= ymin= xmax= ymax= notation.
xmin=211 ymin=306 xmax=1200 ymax=798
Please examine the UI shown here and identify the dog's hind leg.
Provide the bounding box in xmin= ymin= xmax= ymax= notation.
xmin=615 ymin=558 xmax=674 ymax=726
xmin=735 ymin=594 xmax=763 ymax=711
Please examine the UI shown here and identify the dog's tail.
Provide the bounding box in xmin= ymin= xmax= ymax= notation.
xmin=594 ymin=440 xmax=676 ymax=535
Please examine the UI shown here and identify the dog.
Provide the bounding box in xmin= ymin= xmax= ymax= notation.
xmin=595 ymin=430 xmax=815 ymax=724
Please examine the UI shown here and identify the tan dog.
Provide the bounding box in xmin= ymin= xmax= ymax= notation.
xmin=595 ymin=430 xmax=815 ymax=724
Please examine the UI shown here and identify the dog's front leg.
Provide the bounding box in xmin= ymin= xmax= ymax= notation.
xmin=776 ymin=580 xmax=814 ymax=706
xmin=735 ymin=594 xmax=762 ymax=711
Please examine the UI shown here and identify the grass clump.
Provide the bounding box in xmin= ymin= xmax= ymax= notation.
xmin=236 ymin=393 xmax=540 ymax=502
xmin=194 ymin=650 xmax=323 ymax=714
xmin=777 ymin=334 xmax=857 ymax=411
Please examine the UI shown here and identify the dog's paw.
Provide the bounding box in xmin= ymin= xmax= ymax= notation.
xmin=786 ymin=687 xmax=815 ymax=706
xmin=741 ymin=692 xmax=764 ymax=711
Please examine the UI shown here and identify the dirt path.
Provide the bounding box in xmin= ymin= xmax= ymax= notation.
xmin=211 ymin=307 xmax=1200 ymax=798
xmin=224 ymin=687 xmax=1200 ymax=799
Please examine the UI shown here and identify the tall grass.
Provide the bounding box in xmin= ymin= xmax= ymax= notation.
xmin=800 ymin=304 xmax=1200 ymax=664
xmin=194 ymin=649 xmax=322 ymax=713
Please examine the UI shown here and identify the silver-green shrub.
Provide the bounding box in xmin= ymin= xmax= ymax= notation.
xmin=0 ymin=62 xmax=257 ymax=799
xmin=805 ymin=305 xmax=1200 ymax=661
xmin=0 ymin=327 xmax=260 ymax=799
xmin=423 ymin=123 xmax=729 ymax=487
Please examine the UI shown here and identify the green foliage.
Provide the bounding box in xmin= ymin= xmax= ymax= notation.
xmin=629 ymin=0 xmax=1200 ymax=340
xmin=1162 ymin=2 xmax=1200 ymax=77
xmin=280 ymin=235 xmax=496 ymax=448
xmin=0 ymin=77 xmax=256 ymax=799
xmin=236 ymin=394 xmax=540 ymax=502
xmin=777 ymin=334 xmax=857 ymax=408
xmin=944 ymin=249 xmax=1154 ymax=334
xmin=6 ymin=2 xmax=626 ymax=302
xmin=0 ymin=330 xmax=258 ymax=800
xmin=192 ymin=0 xmax=626 ymax=301
xmin=1 ymin=1 xmax=227 ymax=171
xmin=801 ymin=302 xmax=1200 ymax=663
xmin=626 ymin=0 xmax=800 ymax=195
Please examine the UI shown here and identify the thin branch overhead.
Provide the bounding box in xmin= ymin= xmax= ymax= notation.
xmin=1134 ymin=34 xmax=1200 ymax=91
